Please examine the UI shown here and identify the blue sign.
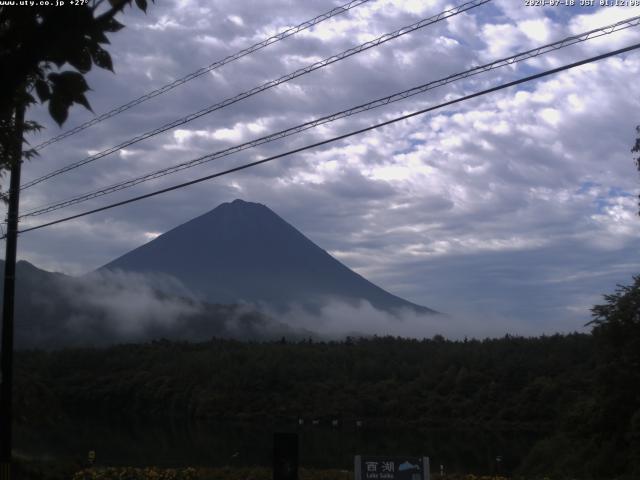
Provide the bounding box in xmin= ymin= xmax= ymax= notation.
xmin=354 ymin=456 xmax=430 ymax=480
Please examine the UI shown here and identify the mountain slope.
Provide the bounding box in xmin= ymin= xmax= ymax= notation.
xmin=100 ymin=199 xmax=436 ymax=314
xmin=0 ymin=260 xmax=303 ymax=349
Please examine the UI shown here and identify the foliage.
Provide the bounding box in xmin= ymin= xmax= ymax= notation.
xmin=0 ymin=0 xmax=152 ymax=176
xmin=518 ymin=276 xmax=640 ymax=479
xmin=69 ymin=468 xmax=516 ymax=480
xmin=11 ymin=317 xmax=640 ymax=478
xmin=632 ymin=127 xmax=640 ymax=214
xmin=12 ymin=453 xmax=82 ymax=480
xmin=73 ymin=467 xmax=198 ymax=480
xmin=14 ymin=334 xmax=594 ymax=430
xmin=587 ymin=276 xmax=640 ymax=478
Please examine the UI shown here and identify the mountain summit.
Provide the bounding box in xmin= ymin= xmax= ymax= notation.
xmin=100 ymin=199 xmax=435 ymax=314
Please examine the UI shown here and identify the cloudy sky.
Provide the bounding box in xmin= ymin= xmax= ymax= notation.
xmin=7 ymin=0 xmax=640 ymax=336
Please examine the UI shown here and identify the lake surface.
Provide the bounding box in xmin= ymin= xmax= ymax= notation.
xmin=15 ymin=417 xmax=541 ymax=475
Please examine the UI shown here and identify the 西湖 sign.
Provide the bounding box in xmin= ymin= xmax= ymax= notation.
xmin=354 ymin=456 xmax=430 ymax=480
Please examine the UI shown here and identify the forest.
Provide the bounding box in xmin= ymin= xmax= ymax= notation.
xmin=9 ymin=276 xmax=640 ymax=479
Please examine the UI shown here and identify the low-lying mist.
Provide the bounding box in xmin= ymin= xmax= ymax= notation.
xmin=15 ymin=268 xmax=303 ymax=349
xmin=14 ymin=264 xmax=549 ymax=349
xmin=258 ymin=299 xmax=546 ymax=340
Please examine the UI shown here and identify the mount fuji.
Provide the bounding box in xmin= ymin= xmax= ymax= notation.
xmin=100 ymin=199 xmax=435 ymax=315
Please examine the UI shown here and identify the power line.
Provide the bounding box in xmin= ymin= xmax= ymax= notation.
xmin=20 ymin=14 xmax=640 ymax=219
xmin=32 ymin=0 xmax=374 ymax=151
xmin=13 ymin=41 xmax=640 ymax=237
xmin=21 ymin=0 xmax=491 ymax=191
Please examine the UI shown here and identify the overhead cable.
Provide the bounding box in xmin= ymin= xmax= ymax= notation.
xmin=20 ymin=14 xmax=640 ymax=218
xmin=21 ymin=0 xmax=491 ymax=190
xmin=32 ymin=0 xmax=375 ymax=151
xmin=13 ymin=41 xmax=640 ymax=237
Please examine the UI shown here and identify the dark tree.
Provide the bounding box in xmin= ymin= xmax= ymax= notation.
xmin=588 ymin=276 xmax=640 ymax=477
xmin=0 ymin=2 xmax=153 ymax=475
xmin=631 ymin=127 xmax=640 ymax=214
xmin=0 ymin=0 xmax=153 ymax=175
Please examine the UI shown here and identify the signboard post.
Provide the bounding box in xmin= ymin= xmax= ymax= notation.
xmin=355 ymin=456 xmax=430 ymax=480
xmin=273 ymin=432 xmax=298 ymax=480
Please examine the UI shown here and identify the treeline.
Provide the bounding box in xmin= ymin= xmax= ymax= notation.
xmin=15 ymin=334 xmax=592 ymax=429
xmin=11 ymin=276 xmax=640 ymax=479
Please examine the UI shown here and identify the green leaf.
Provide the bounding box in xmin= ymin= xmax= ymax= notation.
xmin=34 ymin=80 xmax=51 ymax=102
xmin=76 ymin=93 xmax=93 ymax=113
xmin=68 ymin=47 xmax=93 ymax=74
xmin=107 ymin=0 xmax=131 ymax=8
xmin=91 ymin=28 xmax=111 ymax=45
xmin=134 ymin=0 xmax=147 ymax=12
xmin=24 ymin=92 xmax=36 ymax=106
xmin=90 ymin=45 xmax=114 ymax=72
xmin=48 ymin=71 xmax=93 ymax=120
xmin=104 ymin=18 xmax=125 ymax=32
xmin=48 ymin=98 xmax=69 ymax=126
xmin=23 ymin=120 xmax=43 ymax=133
xmin=49 ymin=71 xmax=90 ymax=95
xmin=23 ymin=148 xmax=39 ymax=161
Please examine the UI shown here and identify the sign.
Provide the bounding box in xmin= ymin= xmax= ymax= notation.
xmin=87 ymin=450 xmax=96 ymax=465
xmin=354 ymin=456 xmax=430 ymax=480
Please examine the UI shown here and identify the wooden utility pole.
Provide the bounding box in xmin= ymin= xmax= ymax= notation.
xmin=0 ymin=102 xmax=25 ymax=480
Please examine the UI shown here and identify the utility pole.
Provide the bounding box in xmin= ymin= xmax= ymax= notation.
xmin=0 ymin=102 xmax=25 ymax=480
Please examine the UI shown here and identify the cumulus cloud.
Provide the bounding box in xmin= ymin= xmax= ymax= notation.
xmin=7 ymin=0 xmax=640 ymax=337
